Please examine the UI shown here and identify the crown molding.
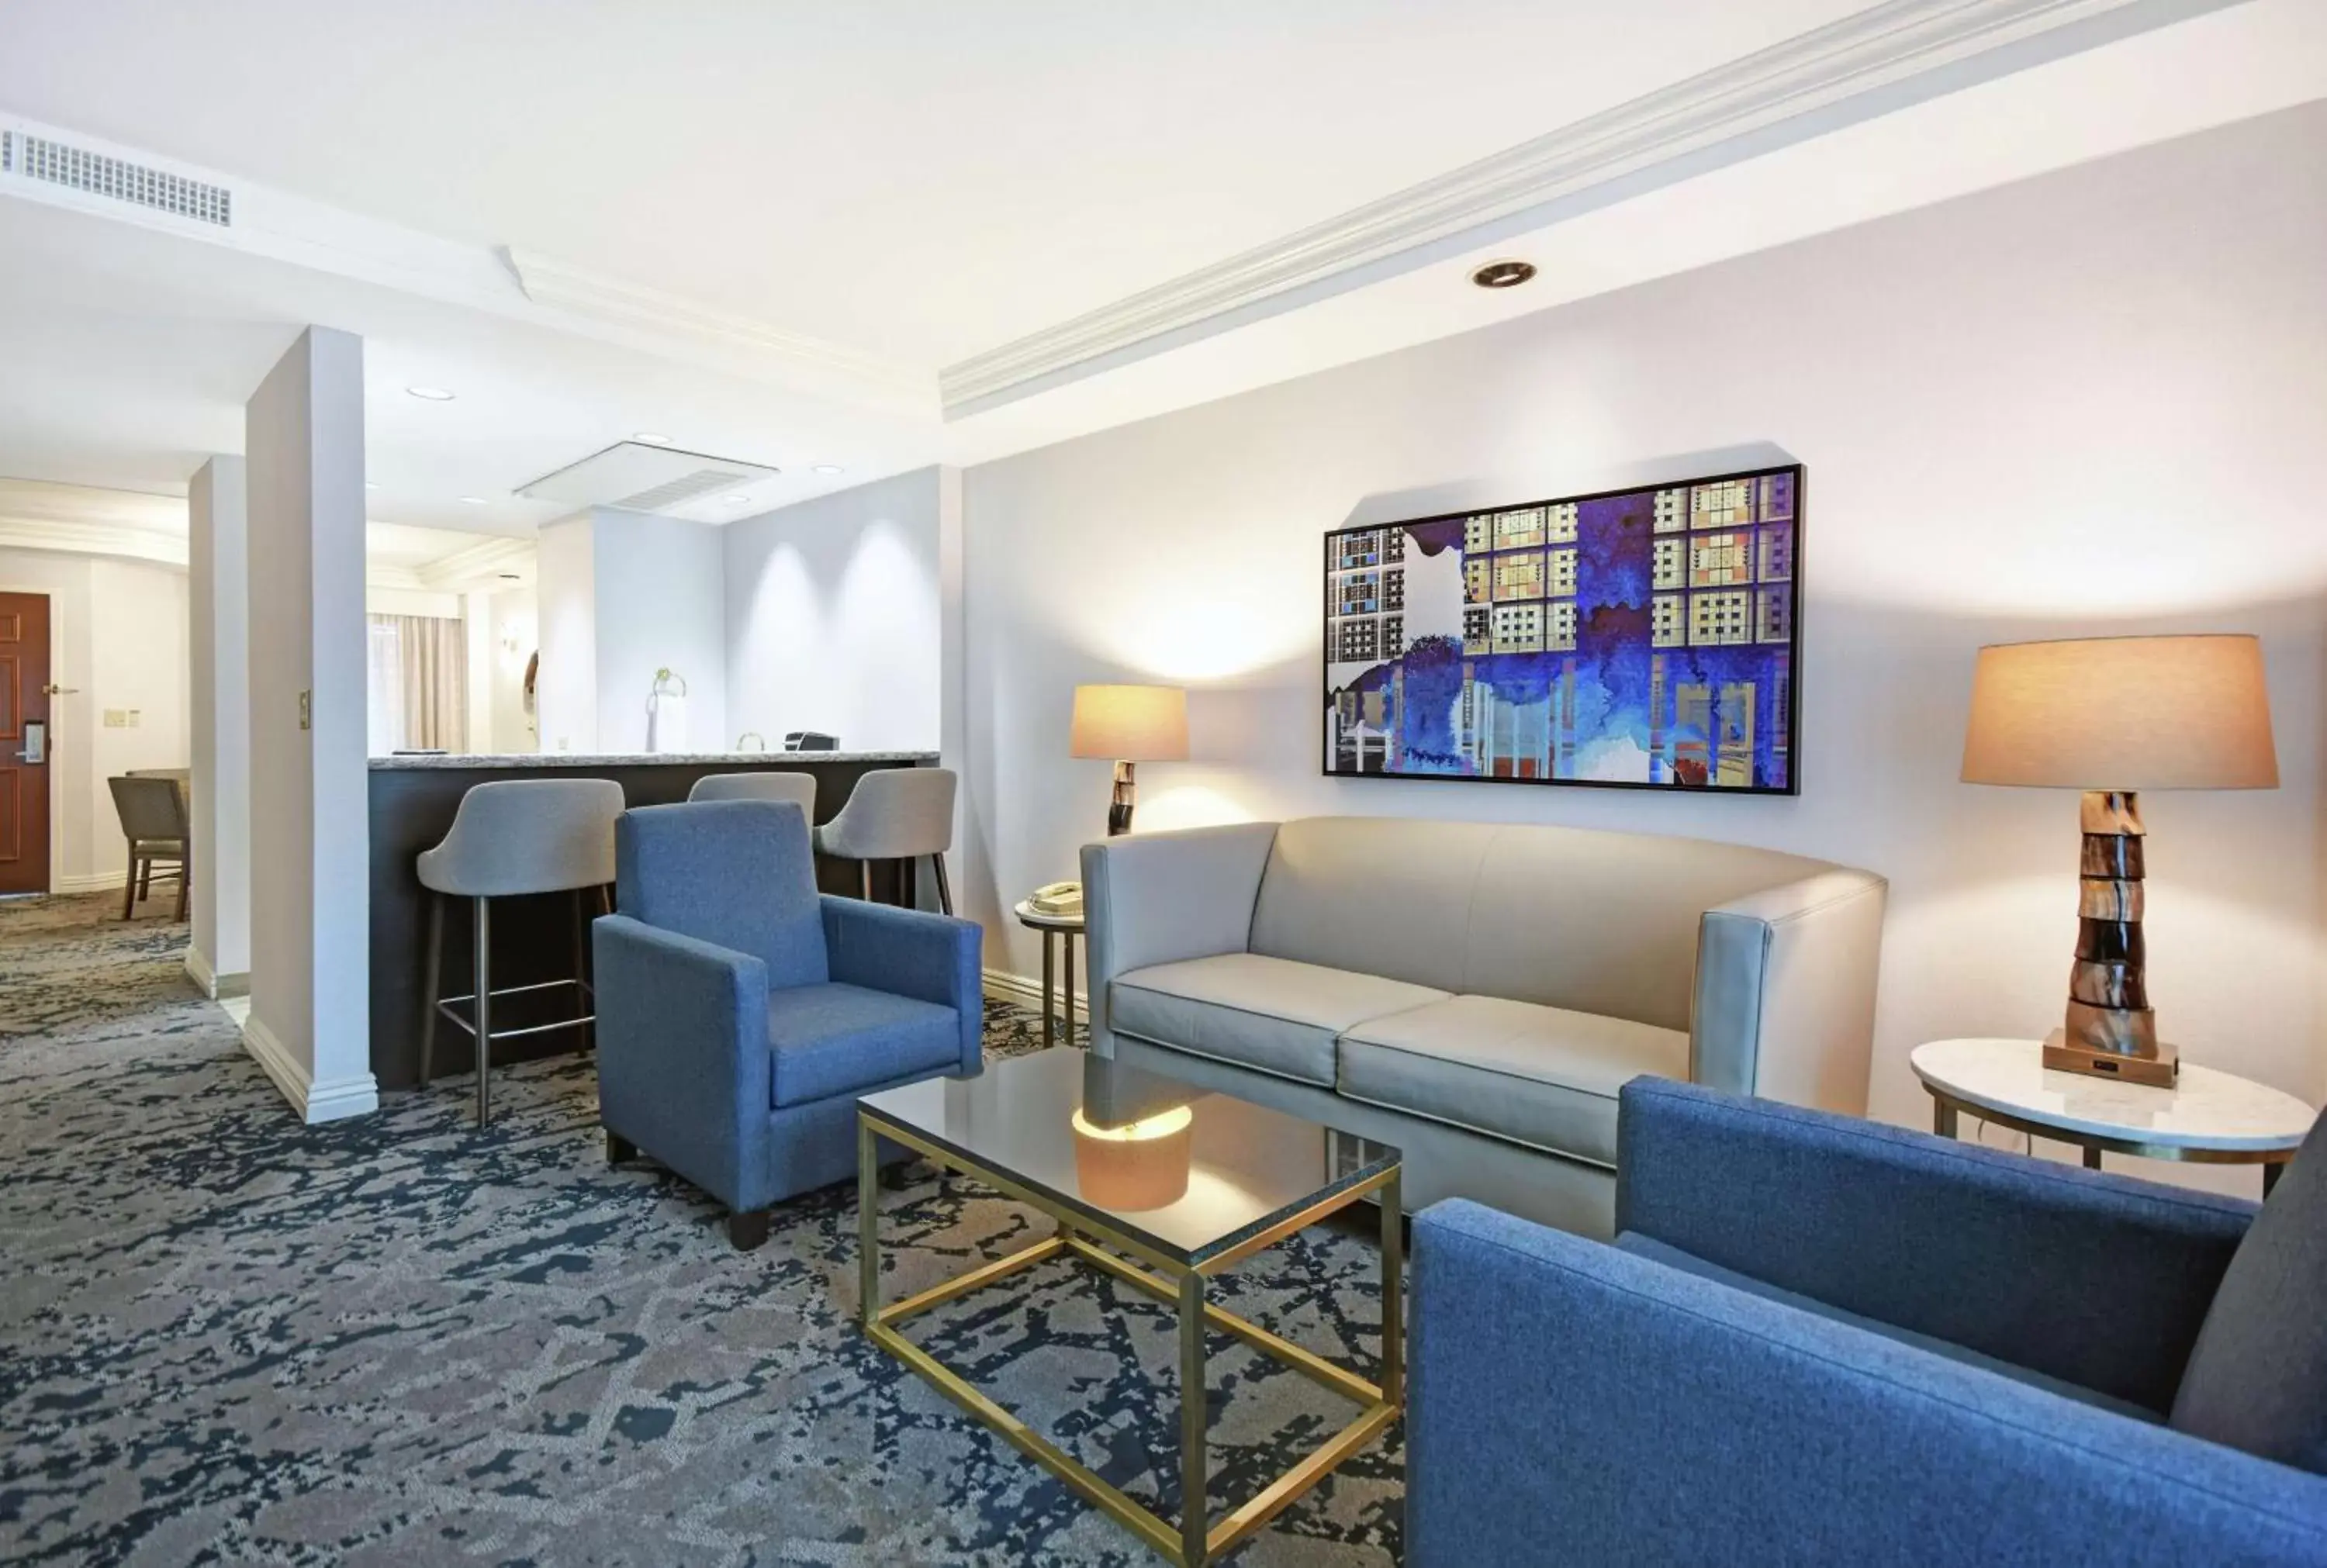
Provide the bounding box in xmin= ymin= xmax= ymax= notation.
xmin=0 ymin=512 xmax=186 ymax=566
xmin=417 ymin=533 xmax=535 ymax=593
xmin=939 ymin=0 xmax=2249 ymax=416
xmin=503 ymin=248 xmax=939 ymax=415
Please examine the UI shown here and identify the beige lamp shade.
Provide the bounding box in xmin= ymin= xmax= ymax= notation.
xmin=1070 ymin=683 xmax=1188 ymax=761
xmin=1961 ymin=634 xmax=2277 ymax=789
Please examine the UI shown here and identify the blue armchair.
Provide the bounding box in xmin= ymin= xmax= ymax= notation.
xmin=593 ymin=799 xmax=980 ymax=1249
xmin=1410 ymin=1078 xmax=2327 ymax=1566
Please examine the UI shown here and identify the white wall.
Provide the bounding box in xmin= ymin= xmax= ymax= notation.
xmin=489 ymin=585 xmax=538 ymax=753
xmin=189 ymin=458 xmax=250 ymax=990
xmin=245 ymin=326 xmax=373 ymax=1124
xmin=0 ymin=547 xmax=192 ymax=893
xmin=724 ymin=468 xmax=945 ymax=752
xmin=591 ymin=509 xmax=726 ymax=753
xmin=534 ymin=514 xmax=596 ymax=753
xmin=960 ymin=103 xmax=2327 ymax=1172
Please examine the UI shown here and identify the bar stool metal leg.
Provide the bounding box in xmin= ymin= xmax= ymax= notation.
xmin=473 ymin=895 xmax=493 ymax=1126
xmin=420 ymin=893 xmax=444 ymax=1085
xmin=858 ymin=860 xmax=872 ymax=901
xmin=932 ymin=854 xmax=953 ymax=915
xmin=570 ymin=889 xmax=592 ymax=1052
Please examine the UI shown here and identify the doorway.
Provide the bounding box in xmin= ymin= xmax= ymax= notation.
xmin=0 ymin=592 xmax=53 ymax=896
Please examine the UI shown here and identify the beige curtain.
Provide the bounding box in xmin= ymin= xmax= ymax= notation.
xmin=369 ymin=614 xmax=468 ymax=751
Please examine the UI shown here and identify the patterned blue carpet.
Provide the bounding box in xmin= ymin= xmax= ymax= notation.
xmin=0 ymin=895 xmax=1402 ymax=1566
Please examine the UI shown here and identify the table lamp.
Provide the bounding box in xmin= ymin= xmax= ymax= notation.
xmin=1070 ymin=683 xmax=1188 ymax=835
xmin=1961 ymin=634 xmax=2277 ymax=1086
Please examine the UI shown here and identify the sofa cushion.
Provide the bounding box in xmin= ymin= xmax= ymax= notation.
xmin=1614 ymin=1233 xmax=2161 ymax=1425
xmin=1337 ymin=995 xmax=1688 ymax=1167
xmin=2170 ymin=1107 xmax=2327 ymax=1473
xmin=1108 ymin=952 xmax=1449 ymax=1087
xmin=766 ymin=982 xmax=960 ymax=1108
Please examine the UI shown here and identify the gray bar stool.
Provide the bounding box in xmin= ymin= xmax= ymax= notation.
xmin=686 ymin=771 xmax=818 ymax=814
xmin=812 ymin=766 xmax=956 ymax=913
xmin=417 ymin=778 xmax=623 ymax=1124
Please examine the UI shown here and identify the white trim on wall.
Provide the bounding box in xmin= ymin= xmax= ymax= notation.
xmin=938 ymin=0 xmax=2254 ymax=415
xmin=240 ymin=1011 xmax=379 ymax=1125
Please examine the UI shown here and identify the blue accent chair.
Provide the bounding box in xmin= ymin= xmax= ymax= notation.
xmin=593 ymin=799 xmax=981 ymax=1249
xmin=1410 ymin=1078 xmax=2327 ymax=1566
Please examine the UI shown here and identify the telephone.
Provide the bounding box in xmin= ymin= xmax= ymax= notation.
xmin=1029 ymin=880 xmax=1084 ymax=918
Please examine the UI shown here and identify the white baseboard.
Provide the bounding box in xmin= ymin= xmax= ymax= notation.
xmin=182 ymin=948 xmax=251 ymax=1000
xmin=240 ymin=1011 xmax=379 ymax=1124
xmin=57 ymin=871 xmax=128 ymax=894
xmin=984 ymin=967 xmax=1087 ymax=1022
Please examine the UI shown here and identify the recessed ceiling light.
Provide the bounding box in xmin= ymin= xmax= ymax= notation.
xmin=459 ymin=496 xmax=489 ymax=505
xmin=724 ymin=495 xmax=749 ymax=504
xmin=1470 ymin=258 xmax=1537 ymax=290
xmin=406 ymin=385 xmax=457 ymax=401
xmin=633 ymin=431 xmax=672 ymax=445
xmin=813 ymin=464 xmax=844 ymax=475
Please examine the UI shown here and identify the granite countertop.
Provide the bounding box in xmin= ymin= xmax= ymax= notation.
xmin=369 ymin=750 xmax=938 ymax=771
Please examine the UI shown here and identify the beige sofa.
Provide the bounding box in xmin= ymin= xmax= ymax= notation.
xmin=1081 ymin=816 xmax=1886 ymax=1236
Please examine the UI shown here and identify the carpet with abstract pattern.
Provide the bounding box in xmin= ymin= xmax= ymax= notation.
xmin=0 ymin=893 xmax=1402 ymax=1566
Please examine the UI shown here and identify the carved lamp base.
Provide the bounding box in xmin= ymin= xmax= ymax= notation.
xmin=1106 ymin=760 xmax=1137 ymax=837
xmin=2048 ymin=789 xmax=2177 ymax=1087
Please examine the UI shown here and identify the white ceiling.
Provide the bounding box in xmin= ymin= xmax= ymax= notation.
xmin=0 ymin=0 xmax=2318 ymax=534
xmin=0 ymin=0 xmax=1865 ymax=367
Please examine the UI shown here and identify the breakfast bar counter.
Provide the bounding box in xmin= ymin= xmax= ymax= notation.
xmin=368 ymin=749 xmax=939 ymax=1090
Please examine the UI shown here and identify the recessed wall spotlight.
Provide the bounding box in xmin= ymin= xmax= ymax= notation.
xmin=633 ymin=431 xmax=672 ymax=445
xmin=1470 ymin=258 xmax=1537 ymax=290
xmin=459 ymin=496 xmax=489 ymax=505
xmin=812 ymin=464 xmax=845 ymax=475
xmin=406 ymin=385 xmax=457 ymax=401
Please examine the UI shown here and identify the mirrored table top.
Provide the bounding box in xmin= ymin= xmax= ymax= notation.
xmin=858 ymin=1048 xmax=1399 ymax=1269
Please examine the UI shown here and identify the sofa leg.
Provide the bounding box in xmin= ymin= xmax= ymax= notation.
xmin=606 ymin=1131 xmax=636 ymax=1166
xmin=728 ymin=1208 xmax=772 ymax=1251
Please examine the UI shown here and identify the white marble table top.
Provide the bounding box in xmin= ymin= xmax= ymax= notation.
xmin=1910 ymin=1038 xmax=2315 ymax=1153
xmin=1013 ymin=899 xmax=1086 ymax=932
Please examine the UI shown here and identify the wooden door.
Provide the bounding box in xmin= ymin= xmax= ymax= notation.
xmin=0 ymin=592 xmax=52 ymax=896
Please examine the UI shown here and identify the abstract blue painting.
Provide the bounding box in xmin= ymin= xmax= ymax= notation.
xmin=1323 ymin=465 xmax=1801 ymax=793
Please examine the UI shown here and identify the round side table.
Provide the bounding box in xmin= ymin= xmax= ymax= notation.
xmin=1013 ymin=900 xmax=1085 ymax=1049
xmin=1910 ymin=1038 xmax=2313 ymax=1196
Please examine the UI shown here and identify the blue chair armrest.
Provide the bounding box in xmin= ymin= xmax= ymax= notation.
xmin=1411 ymin=1199 xmax=2327 ymax=1568
xmin=1616 ymin=1078 xmax=2257 ymax=1415
xmin=819 ymin=896 xmax=983 ymax=1072
xmin=593 ymin=914 xmax=771 ymax=1210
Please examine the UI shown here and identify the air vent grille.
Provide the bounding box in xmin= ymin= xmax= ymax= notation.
xmin=2 ymin=131 xmax=12 ymax=174
xmin=616 ymin=469 xmax=751 ymax=512
xmin=18 ymin=135 xmax=231 ymax=226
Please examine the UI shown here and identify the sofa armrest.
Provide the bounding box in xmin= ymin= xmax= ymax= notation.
xmin=593 ymin=914 xmax=771 ymax=1209
xmin=1411 ymin=1198 xmax=2327 ymax=1568
xmin=1693 ymin=866 xmax=1884 ymax=1110
xmin=821 ymin=895 xmax=983 ymax=1073
xmin=1080 ymin=821 xmax=1278 ymax=1057
xmin=1616 ymin=1079 xmax=2256 ymax=1415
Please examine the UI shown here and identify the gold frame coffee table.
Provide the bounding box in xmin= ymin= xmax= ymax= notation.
xmin=856 ymin=1048 xmax=1402 ymax=1567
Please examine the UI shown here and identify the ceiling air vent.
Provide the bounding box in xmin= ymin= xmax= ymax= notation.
xmin=16 ymin=135 xmax=232 ymax=226
xmin=517 ymin=441 xmax=782 ymax=523
xmin=2 ymin=131 xmax=12 ymax=174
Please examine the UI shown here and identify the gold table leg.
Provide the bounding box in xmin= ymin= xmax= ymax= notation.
xmin=855 ymin=1110 xmax=1399 ymax=1566
xmin=1180 ymin=1269 xmax=1209 ymax=1566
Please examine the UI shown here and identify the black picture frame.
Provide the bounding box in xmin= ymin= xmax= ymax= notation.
xmin=1320 ymin=462 xmax=1805 ymax=796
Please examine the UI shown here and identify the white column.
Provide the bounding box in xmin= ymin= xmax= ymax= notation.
xmin=186 ymin=457 xmax=250 ymax=996
xmin=462 ymin=589 xmax=496 ymax=753
xmin=244 ymin=326 xmax=375 ymax=1123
